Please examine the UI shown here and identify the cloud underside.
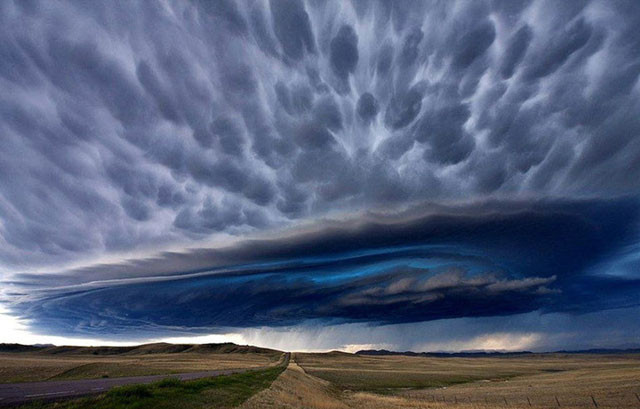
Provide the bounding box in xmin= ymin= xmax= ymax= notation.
xmin=1 ymin=0 xmax=640 ymax=268
xmin=9 ymin=198 xmax=640 ymax=338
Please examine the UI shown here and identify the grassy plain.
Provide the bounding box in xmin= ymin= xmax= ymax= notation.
xmin=17 ymin=365 xmax=286 ymax=409
xmin=295 ymin=351 xmax=640 ymax=391
xmin=281 ymin=352 xmax=640 ymax=408
xmin=0 ymin=343 xmax=281 ymax=383
xmin=4 ymin=344 xmax=640 ymax=408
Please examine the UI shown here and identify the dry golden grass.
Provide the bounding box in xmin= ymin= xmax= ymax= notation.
xmin=0 ymin=351 xmax=280 ymax=383
xmin=295 ymin=352 xmax=640 ymax=389
xmin=4 ymin=348 xmax=638 ymax=408
xmin=285 ymin=353 xmax=640 ymax=409
xmin=240 ymin=360 xmax=349 ymax=409
xmin=238 ymin=359 xmax=508 ymax=409
xmin=398 ymin=362 xmax=640 ymax=408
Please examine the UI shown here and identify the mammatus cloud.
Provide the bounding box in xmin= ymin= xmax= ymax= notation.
xmin=1 ymin=0 xmax=640 ymax=268
xmin=1 ymin=1 xmax=640 ymax=349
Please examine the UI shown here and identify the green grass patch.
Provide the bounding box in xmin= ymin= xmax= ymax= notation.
xmin=17 ymin=365 xmax=285 ymax=409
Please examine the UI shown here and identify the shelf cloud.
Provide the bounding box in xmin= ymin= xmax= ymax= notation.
xmin=7 ymin=198 xmax=640 ymax=342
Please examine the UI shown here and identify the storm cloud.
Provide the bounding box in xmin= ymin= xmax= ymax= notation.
xmin=1 ymin=0 xmax=640 ymax=268
xmin=1 ymin=0 xmax=640 ymax=347
xmin=6 ymin=198 xmax=640 ymax=338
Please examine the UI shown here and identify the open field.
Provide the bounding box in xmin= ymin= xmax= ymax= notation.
xmin=289 ymin=352 xmax=640 ymax=408
xmin=295 ymin=352 xmax=640 ymax=391
xmin=397 ymin=362 xmax=640 ymax=408
xmin=3 ymin=345 xmax=639 ymax=408
xmin=0 ymin=343 xmax=282 ymax=383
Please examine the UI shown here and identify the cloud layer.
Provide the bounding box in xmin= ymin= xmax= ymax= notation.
xmin=1 ymin=1 xmax=640 ymax=348
xmin=1 ymin=0 xmax=640 ymax=269
xmin=8 ymin=198 xmax=640 ymax=339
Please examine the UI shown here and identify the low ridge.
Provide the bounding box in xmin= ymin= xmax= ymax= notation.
xmin=0 ymin=342 xmax=281 ymax=355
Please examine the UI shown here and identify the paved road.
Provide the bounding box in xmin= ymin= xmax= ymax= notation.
xmin=0 ymin=353 xmax=290 ymax=406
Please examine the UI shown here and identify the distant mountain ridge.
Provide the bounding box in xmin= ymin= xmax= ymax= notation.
xmin=0 ymin=342 xmax=281 ymax=355
xmin=356 ymin=348 xmax=640 ymax=357
xmin=355 ymin=349 xmax=534 ymax=357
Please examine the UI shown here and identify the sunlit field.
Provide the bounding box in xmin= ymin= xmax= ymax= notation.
xmin=2 ymin=345 xmax=640 ymax=408
xmin=268 ymin=352 xmax=640 ymax=409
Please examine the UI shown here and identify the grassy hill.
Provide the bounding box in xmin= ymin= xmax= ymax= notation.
xmin=0 ymin=342 xmax=280 ymax=356
xmin=0 ymin=343 xmax=284 ymax=383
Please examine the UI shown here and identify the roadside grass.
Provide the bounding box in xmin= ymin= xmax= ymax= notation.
xmin=240 ymin=361 xmax=349 ymax=409
xmin=16 ymin=365 xmax=286 ymax=409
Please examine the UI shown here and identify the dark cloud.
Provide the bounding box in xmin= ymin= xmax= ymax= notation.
xmin=136 ymin=61 xmax=181 ymax=124
xmin=329 ymin=25 xmax=358 ymax=80
xmin=156 ymin=184 xmax=186 ymax=209
xmin=312 ymin=96 xmax=342 ymax=131
xmin=384 ymin=82 xmax=425 ymax=130
xmin=453 ymin=20 xmax=496 ymax=68
xmin=523 ymin=18 xmax=592 ymax=80
xmin=121 ymin=196 xmax=152 ymax=222
xmin=195 ymin=0 xmax=247 ymax=35
xmin=399 ymin=27 xmax=424 ymax=66
xmin=13 ymin=268 xmax=561 ymax=335
xmin=500 ymin=25 xmax=532 ymax=79
xmin=356 ymin=92 xmax=379 ymax=122
xmin=209 ymin=116 xmax=246 ymax=156
xmin=1 ymin=1 xmax=640 ymax=343
xmin=294 ymin=121 xmax=336 ymax=150
xmin=417 ymin=103 xmax=474 ymax=165
xmin=269 ymin=0 xmax=315 ymax=60
xmin=376 ymin=44 xmax=393 ymax=76
xmin=7 ymin=198 xmax=640 ymax=337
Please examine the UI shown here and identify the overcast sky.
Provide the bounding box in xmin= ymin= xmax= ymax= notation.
xmin=1 ymin=0 xmax=640 ymax=352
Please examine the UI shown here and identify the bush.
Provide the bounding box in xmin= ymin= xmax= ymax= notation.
xmin=107 ymin=384 xmax=152 ymax=399
xmin=157 ymin=377 xmax=182 ymax=388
